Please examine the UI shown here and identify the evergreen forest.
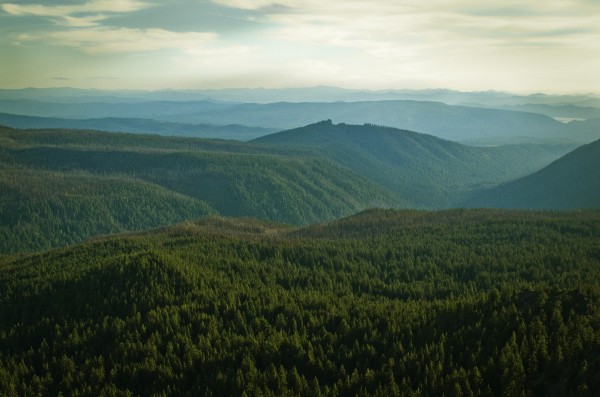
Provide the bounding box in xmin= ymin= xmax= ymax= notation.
xmin=2 ymin=123 xmax=591 ymax=254
xmin=1 ymin=209 xmax=599 ymax=396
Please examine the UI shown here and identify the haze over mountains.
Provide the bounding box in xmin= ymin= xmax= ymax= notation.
xmin=0 ymin=87 xmax=599 ymax=145
xmin=466 ymin=138 xmax=600 ymax=209
xmin=2 ymin=86 xmax=600 ymax=108
xmin=0 ymin=86 xmax=599 ymax=254
xmin=0 ymin=112 xmax=274 ymax=141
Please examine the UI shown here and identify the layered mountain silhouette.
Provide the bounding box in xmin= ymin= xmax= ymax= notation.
xmin=0 ymin=112 xmax=273 ymax=141
xmin=0 ymin=120 xmax=595 ymax=254
xmin=2 ymin=98 xmax=598 ymax=145
xmin=465 ymin=138 xmax=600 ymax=209
xmin=254 ymin=121 xmax=572 ymax=207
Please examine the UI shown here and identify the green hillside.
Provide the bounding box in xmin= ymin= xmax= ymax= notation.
xmin=1 ymin=209 xmax=599 ymax=396
xmin=0 ymin=126 xmax=399 ymax=253
xmin=254 ymin=121 xmax=572 ymax=207
xmin=0 ymin=167 xmax=216 ymax=254
xmin=0 ymin=123 xmax=587 ymax=255
xmin=465 ymin=138 xmax=600 ymax=209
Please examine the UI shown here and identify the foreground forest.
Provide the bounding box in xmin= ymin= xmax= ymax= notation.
xmin=1 ymin=209 xmax=599 ymax=396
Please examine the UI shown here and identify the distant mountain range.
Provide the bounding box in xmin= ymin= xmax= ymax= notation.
xmin=2 ymin=86 xmax=600 ymax=108
xmin=0 ymin=112 xmax=273 ymax=141
xmin=1 ymin=85 xmax=599 ymax=252
xmin=1 ymin=87 xmax=599 ymax=145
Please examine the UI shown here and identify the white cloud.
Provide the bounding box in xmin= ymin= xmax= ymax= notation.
xmin=210 ymin=0 xmax=599 ymax=48
xmin=1 ymin=0 xmax=151 ymax=26
xmin=210 ymin=0 xmax=294 ymax=10
xmin=18 ymin=27 xmax=219 ymax=54
xmin=3 ymin=0 xmax=599 ymax=92
xmin=1 ymin=0 xmax=149 ymax=15
xmin=264 ymin=1 xmax=599 ymax=47
xmin=237 ymin=0 xmax=600 ymax=92
xmin=60 ymin=14 xmax=108 ymax=27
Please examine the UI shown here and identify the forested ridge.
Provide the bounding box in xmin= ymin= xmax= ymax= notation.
xmin=0 ymin=125 xmax=399 ymax=253
xmin=465 ymin=138 xmax=600 ymax=209
xmin=254 ymin=121 xmax=572 ymax=207
xmin=1 ymin=122 xmax=581 ymax=254
xmin=1 ymin=209 xmax=599 ymax=396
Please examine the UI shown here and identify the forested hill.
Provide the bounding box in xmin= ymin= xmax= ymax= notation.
xmin=0 ymin=112 xmax=273 ymax=141
xmin=0 ymin=123 xmax=589 ymax=254
xmin=1 ymin=209 xmax=599 ymax=396
xmin=0 ymin=126 xmax=400 ymax=254
xmin=254 ymin=121 xmax=572 ymax=207
xmin=465 ymin=138 xmax=600 ymax=209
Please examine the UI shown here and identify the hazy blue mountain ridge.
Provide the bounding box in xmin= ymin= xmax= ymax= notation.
xmin=254 ymin=121 xmax=573 ymax=207
xmin=0 ymin=112 xmax=273 ymax=141
xmin=464 ymin=138 xmax=600 ymax=209
xmin=1 ymin=95 xmax=598 ymax=145
xmin=2 ymin=86 xmax=599 ymax=107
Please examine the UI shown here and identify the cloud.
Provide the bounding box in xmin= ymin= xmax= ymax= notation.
xmin=2 ymin=0 xmax=599 ymax=92
xmin=237 ymin=0 xmax=600 ymax=79
xmin=210 ymin=0 xmax=600 ymax=92
xmin=18 ymin=26 xmax=219 ymax=54
xmin=210 ymin=0 xmax=294 ymax=10
xmin=60 ymin=14 xmax=108 ymax=27
xmin=211 ymin=0 xmax=600 ymax=47
xmin=1 ymin=0 xmax=150 ymax=15
xmin=1 ymin=0 xmax=151 ymax=26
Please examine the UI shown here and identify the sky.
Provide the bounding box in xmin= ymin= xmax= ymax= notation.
xmin=1 ymin=0 xmax=599 ymax=94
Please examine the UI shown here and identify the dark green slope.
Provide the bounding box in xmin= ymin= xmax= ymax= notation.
xmin=254 ymin=121 xmax=572 ymax=207
xmin=1 ymin=209 xmax=599 ymax=396
xmin=0 ymin=126 xmax=399 ymax=253
xmin=5 ymin=143 xmax=399 ymax=223
xmin=0 ymin=167 xmax=216 ymax=254
xmin=465 ymin=138 xmax=600 ymax=209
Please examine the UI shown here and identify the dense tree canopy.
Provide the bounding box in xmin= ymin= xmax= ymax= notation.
xmin=0 ymin=126 xmax=397 ymax=253
xmin=1 ymin=209 xmax=599 ymax=396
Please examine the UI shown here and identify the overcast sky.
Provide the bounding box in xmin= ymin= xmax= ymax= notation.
xmin=1 ymin=0 xmax=599 ymax=93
